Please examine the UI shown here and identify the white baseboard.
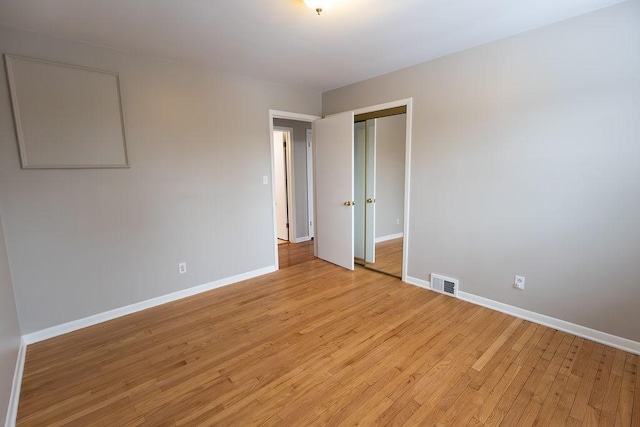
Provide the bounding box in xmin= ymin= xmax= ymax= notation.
xmin=5 ymin=337 xmax=26 ymax=427
xmin=405 ymin=276 xmax=431 ymax=290
xmin=375 ymin=233 xmax=403 ymax=244
xmin=458 ymin=291 xmax=640 ymax=355
xmin=404 ymin=276 xmax=639 ymax=355
xmin=23 ymin=266 xmax=277 ymax=345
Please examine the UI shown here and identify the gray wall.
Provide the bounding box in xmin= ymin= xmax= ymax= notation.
xmin=0 ymin=26 xmax=321 ymax=334
xmin=375 ymin=115 xmax=406 ymax=239
xmin=323 ymin=1 xmax=640 ymax=342
xmin=273 ymin=118 xmax=313 ymax=240
xmin=0 ymin=209 xmax=21 ymax=424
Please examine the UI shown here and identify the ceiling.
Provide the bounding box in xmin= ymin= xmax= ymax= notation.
xmin=0 ymin=0 xmax=627 ymax=92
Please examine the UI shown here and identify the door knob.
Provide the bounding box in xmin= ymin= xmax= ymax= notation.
xmin=343 ymin=201 xmax=355 ymax=206
xmin=366 ymin=198 xmax=375 ymax=204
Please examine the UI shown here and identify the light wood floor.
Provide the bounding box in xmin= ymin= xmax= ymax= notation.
xmin=278 ymin=239 xmax=315 ymax=269
xmin=367 ymin=238 xmax=403 ymax=277
xmin=18 ymin=259 xmax=639 ymax=425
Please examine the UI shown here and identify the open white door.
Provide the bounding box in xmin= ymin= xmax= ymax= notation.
xmin=314 ymin=111 xmax=354 ymax=270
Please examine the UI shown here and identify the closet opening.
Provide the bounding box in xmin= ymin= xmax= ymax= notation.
xmin=354 ymin=106 xmax=407 ymax=279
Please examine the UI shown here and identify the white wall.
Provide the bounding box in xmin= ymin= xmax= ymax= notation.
xmin=272 ymin=118 xmax=313 ymax=240
xmin=375 ymin=115 xmax=406 ymax=239
xmin=323 ymin=1 xmax=640 ymax=342
xmin=0 ymin=26 xmax=321 ymax=334
xmin=0 ymin=209 xmax=21 ymax=425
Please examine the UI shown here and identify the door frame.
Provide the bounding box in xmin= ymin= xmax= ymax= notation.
xmin=273 ymin=126 xmax=295 ymax=242
xmin=351 ymin=99 xmax=413 ymax=283
xmin=306 ymin=129 xmax=315 ymax=239
xmin=269 ymin=110 xmax=321 ymax=270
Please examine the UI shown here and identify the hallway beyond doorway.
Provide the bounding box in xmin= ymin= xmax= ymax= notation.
xmin=278 ymin=240 xmax=315 ymax=269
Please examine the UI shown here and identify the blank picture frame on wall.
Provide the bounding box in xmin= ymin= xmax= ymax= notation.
xmin=4 ymin=54 xmax=129 ymax=169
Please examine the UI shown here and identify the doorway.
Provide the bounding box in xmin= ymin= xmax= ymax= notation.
xmin=269 ymin=110 xmax=321 ymax=270
xmin=354 ymin=111 xmax=407 ymax=278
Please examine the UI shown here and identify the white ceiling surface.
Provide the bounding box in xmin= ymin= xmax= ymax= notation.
xmin=0 ymin=0 xmax=628 ymax=92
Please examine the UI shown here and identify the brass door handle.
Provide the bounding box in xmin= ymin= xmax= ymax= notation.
xmin=366 ymin=198 xmax=375 ymax=204
xmin=343 ymin=201 xmax=355 ymax=206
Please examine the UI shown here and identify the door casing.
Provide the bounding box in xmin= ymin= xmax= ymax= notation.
xmin=268 ymin=110 xmax=320 ymax=270
xmin=351 ymin=99 xmax=413 ymax=282
xmin=306 ymin=128 xmax=315 ymax=239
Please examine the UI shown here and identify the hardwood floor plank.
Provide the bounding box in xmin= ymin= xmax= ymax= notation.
xmin=403 ymin=318 xmax=514 ymax=423
xmin=471 ymin=317 xmax=523 ymax=372
xmin=531 ymin=332 xmax=574 ymax=405
xmin=615 ymin=354 xmax=636 ymax=427
xmin=630 ymin=353 xmax=640 ymax=426
xmin=600 ymin=370 xmax=624 ymax=426
xmin=476 ymin=363 xmax=521 ymax=423
xmin=585 ymin=404 xmax=603 ymax=426
xmin=277 ymin=240 xmax=315 ymax=269
xmin=483 ymin=364 xmax=534 ymax=426
xmin=517 ymin=400 xmax=543 ymax=427
xmin=499 ymin=364 xmax=546 ymax=425
xmin=590 ymin=346 xmax=618 ymax=412
xmin=468 ymin=321 xmax=532 ymax=392
xmin=571 ymin=342 xmax=606 ymax=422
xmin=384 ymin=398 xmax=421 ymax=426
xmin=560 ymin=337 xmax=585 ymax=377
xmin=550 ymin=373 xmax=582 ymax=425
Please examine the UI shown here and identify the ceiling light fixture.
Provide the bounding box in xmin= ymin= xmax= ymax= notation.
xmin=304 ymin=0 xmax=331 ymax=15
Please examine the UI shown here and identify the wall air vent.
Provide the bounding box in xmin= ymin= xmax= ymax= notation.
xmin=430 ymin=273 xmax=459 ymax=297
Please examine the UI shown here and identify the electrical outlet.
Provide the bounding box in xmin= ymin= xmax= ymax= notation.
xmin=514 ymin=275 xmax=525 ymax=290
xmin=179 ymin=262 xmax=187 ymax=274
xmin=396 ymin=218 xmax=400 ymax=225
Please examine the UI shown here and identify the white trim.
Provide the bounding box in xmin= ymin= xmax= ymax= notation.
xmin=271 ymin=110 xmax=319 ymax=122
xmin=268 ymin=110 xmax=321 ymax=270
xmin=352 ymin=99 xmax=411 ymax=116
xmin=349 ymin=98 xmax=413 ymax=283
xmin=401 ymin=100 xmax=412 ymax=284
xmin=22 ymin=266 xmax=276 ymax=345
xmin=375 ymin=233 xmax=403 ymax=243
xmin=268 ymin=113 xmax=279 ymax=270
xmin=405 ymin=276 xmax=431 ymax=290
xmin=312 ymin=121 xmax=318 ymax=259
xmin=306 ymin=129 xmax=314 ymax=239
xmin=457 ymin=291 xmax=640 ymax=355
xmin=5 ymin=337 xmax=26 ymax=427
